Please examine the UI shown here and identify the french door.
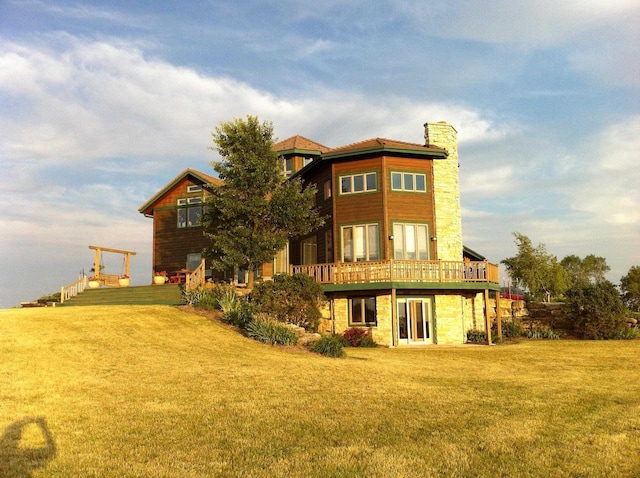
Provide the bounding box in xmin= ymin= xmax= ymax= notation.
xmin=397 ymin=297 xmax=433 ymax=344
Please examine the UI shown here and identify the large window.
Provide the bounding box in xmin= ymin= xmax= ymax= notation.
xmin=339 ymin=172 xmax=377 ymax=195
xmin=282 ymin=157 xmax=293 ymax=177
xmin=349 ymin=297 xmax=377 ymax=326
xmin=342 ymin=224 xmax=379 ymax=262
xmin=393 ymin=223 xmax=429 ymax=260
xmin=177 ymin=197 xmax=204 ymax=228
xmin=301 ymin=236 xmax=317 ymax=265
xmin=391 ymin=171 xmax=427 ymax=192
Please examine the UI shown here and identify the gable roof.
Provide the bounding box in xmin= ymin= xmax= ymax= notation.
xmin=138 ymin=168 xmax=221 ymax=216
xmin=274 ymin=135 xmax=331 ymax=154
xmin=323 ymin=137 xmax=447 ymax=160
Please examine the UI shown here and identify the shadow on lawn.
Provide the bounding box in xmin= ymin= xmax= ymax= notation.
xmin=0 ymin=417 xmax=56 ymax=477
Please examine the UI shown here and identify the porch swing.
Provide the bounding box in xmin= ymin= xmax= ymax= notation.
xmin=89 ymin=245 xmax=136 ymax=287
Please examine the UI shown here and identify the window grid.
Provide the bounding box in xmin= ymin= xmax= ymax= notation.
xmin=339 ymin=172 xmax=377 ymax=195
xmin=390 ymin=171 xmax=427 ymax=192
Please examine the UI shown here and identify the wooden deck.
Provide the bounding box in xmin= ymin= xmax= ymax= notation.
xmin=291 ymin=260 xmax=499 ymax=285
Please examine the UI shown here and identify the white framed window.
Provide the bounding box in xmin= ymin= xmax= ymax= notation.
xmin=342 ymin=224 xmax=379 ymax=262
xmin=187 ymin=185 xmax=203 ymax=193
xmin=390 ymin=172 xmax=427 ymax=192
xmin=303 ymin=157 xmax=313 ymax=167
xmin=187 ymin=197 xmax=202 ymax=204
xmin=177 ymin=198 xmax=187 ymax=206
xmin=339 ymin=172 xmax=377 ymax=195
xmin=393 ymin=223 xmax=429 ymax=260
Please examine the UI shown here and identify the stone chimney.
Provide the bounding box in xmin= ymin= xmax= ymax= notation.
xmin=424 ymin=122 xmax=462 ymax=261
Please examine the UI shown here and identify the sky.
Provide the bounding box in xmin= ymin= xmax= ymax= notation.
xmin=1 ymin=0 xmax=639 ymax=308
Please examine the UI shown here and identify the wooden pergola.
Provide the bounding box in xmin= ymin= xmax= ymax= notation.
xmin=89 ymin=245 xmax=136 ymax=286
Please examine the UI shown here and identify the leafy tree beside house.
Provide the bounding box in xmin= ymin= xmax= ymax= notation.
xmin=203 ymin=116 xmax=324 ymax=288
xmin=620 ymin=265 xmax=640 ymax=312
xmin=501 ymin=232 xmax=568 ymax=302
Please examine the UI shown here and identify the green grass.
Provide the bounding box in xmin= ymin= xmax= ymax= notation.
xmin=1 ymin=306 xmax=639 ymax=477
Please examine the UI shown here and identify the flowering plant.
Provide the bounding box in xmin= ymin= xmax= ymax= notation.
xmin=88 ymin=276 xmax=99 ymax=282
xmin=120 ymin=274 xmax=130 ymax=279
xmin=154 ymin=270 xmax=168 ymax=278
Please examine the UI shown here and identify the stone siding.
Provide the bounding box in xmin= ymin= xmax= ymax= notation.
xmin=425 ymin=122 xmax=463 ymax=262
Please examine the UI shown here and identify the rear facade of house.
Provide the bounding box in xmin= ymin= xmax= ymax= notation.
xmin=140 ymin=122 xmax=500 ymax=346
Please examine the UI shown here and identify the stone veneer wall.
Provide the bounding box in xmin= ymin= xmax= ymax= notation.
xmin=425 ymin=122 xmax=463 ymax=262
xmin=434 ymin=294 xmax=465 ymax=343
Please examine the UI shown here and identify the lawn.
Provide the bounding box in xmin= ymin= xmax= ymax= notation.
xmin=1 ymin=306 xmax=639 ymax=477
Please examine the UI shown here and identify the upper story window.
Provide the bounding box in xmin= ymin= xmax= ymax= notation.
xmin=323 ymin=180 xmax=332 ymax=200
xmin=393 ymin=223 xmax=430 ymax=260
xmin=177 ymin=198 xmax=204 ymax=228
xmin=303 ymin=157 xmax=313 ymax=168
xmin=282 ymin=157 xmax=293 ymax=177
xmin=339 ymin=172 xmax=377 ymax=195
xmin=342 ymin=223 xmax=379 ymax=262
xmin=187 ymin=184 xmax=203 ymax=193
xmin=390 ymin=172 xmax=427 ymax=192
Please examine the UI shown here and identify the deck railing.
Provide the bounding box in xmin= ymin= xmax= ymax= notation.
xmin=60 ymin=275 xmax=87 ymax=304
xmin=185 ymin=259 xmax=206 ymax=291
xmin=291 ymin=260 xmax=499 ymax=285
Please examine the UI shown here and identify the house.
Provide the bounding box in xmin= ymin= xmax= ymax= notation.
xmin=139 ymin=121 xmax=501 ymax=345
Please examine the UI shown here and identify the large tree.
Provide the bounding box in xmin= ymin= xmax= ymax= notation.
xmin=620 ymin=265 xmax=640 ymax=312
xmin=203 ymin=116 xmax=324 ymax=288
xmin=501 ymin=232 xmax=568 ymax=302
xmin=560 ymin=254 xmax=610 ymax=287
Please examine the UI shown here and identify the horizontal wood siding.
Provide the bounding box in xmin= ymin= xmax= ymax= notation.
xmin=384 ymin=156 xmax=435 ymax=222
xmin=333 ymin=156 xmax=385 ymax=226
xmin=152 ymin=176 xmax=210 ymax=273
xmin=154 ymin=209 xmax=209 ymax=273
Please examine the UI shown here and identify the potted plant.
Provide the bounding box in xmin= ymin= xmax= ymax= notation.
xmin=153 ymin=270 xmax=168 ymax=285
xmin=118 ymin=274 xmax=130 ymax=287
xmin=88 ymin=276 xmax=100 ymax=289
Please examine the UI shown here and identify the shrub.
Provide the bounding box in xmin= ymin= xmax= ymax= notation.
xmin=343 ymin=327 xmax=369 ymax=347
xmin=311 ymin=335 xmax=345 ymax=358
xmin=252 ymin=273 xmax=326 ymax=332
xmin=245 ymin=315 xmax=298 ymax=346
xmin=216 ymin=287 xmax=238 ymax=314
xmin=565 ymin=281 xmax=629 ymax=339
xmin=358 ymin=335 xmax=378 ymax=348
xmin=500 ymin=319 xmax=524 ymax=339
xmin=525 ymin=326 xmax=560 ymax=340
xmin=466 ymin=329 xmax=487 ymax=343
xmin=222 ymin=298 xmax=256 ymax=330
xmin=182 ymin=286 xmax=210 ymax=307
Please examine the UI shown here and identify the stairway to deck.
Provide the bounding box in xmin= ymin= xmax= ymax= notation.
xmin=63 ymin=284 xmax=183 ymax=306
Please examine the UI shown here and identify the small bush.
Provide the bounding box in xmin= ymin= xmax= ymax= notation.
xmin=311 ymin=335 xmax=345 ymax=357
xmin=222 ymin=298 xmax=256 ymax=330
xmin=182 ymin=287 xmax=210 ymax=307
xmin=217 ymin=287 xmax=238 ymax=314
xmin=466 ymin=329 xmax=487 ymax=343
xmin=246 ymin=315 xmax=298 ymax=346
xmin=343 ymin=327 xmax=368 ymax=347
xmin=252 ymin=273 xmax=326 ymax=332
xmin=358 ymin=335 xmax=378 ymax=348
xmin=500 ymin=320 xmax=524 ymax=339
xmin=526 ymin=326 xmax=561 ymax=340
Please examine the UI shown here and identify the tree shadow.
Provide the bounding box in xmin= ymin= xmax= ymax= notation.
xmin=0 ymin=417 xmax=57 ymax=478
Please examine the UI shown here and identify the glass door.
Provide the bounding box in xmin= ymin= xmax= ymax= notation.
xmin=397 ymin=298 xmax=433 ymax=344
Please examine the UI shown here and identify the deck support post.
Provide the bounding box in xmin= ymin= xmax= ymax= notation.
xmin=484 ymin=288 xmax=492 ymax=345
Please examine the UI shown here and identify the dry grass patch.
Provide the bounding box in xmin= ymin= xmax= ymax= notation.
xmin=1 ymin=306 xmax=639 ymax=477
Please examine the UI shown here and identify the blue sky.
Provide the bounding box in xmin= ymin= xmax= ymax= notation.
xmin=1 ymin=0 xmax=639 ymax=308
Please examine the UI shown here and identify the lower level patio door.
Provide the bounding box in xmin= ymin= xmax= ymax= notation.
xmin=397 ymin=298 xmax=433 ymax=344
